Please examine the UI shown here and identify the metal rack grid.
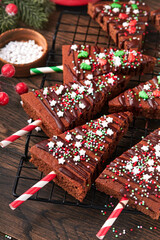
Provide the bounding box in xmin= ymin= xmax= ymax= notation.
xmin=12 ymin=10 xmax=160 ymax=213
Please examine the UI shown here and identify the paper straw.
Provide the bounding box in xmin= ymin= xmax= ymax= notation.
xmin=30 ymin=65 xmax=63 ymax=75
xmin=0 ymin=119 xmax=42 ymax=148
xmin=9 ymin=171 xmax=56 ymax=210
xmin=96 ymin=197 xmax=129 ymax=239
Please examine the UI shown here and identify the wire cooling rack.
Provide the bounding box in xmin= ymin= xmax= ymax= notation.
xmin=12 ymin=9 xmax=160 ymax=212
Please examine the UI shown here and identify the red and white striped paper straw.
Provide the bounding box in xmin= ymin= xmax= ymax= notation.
xmin=96 ymin=197 xmax=129 ymax=239
xmin=0 ymin=119 xmax=42 ymax=148
xmin=9 ymin=171 xmax=56 ymax=210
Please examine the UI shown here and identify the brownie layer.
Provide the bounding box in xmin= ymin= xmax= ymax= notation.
xmin=150 ymin=9 xmax=160 ymax=32
xmin=62 ymin=45 xmax=156 ymax=85
xmin=30 ymin=112 xmax=133 ymax=202
xmin=88 ymin=1 xmax=150 ymax=50
xmin=21 ymin=73 xmax=131 ymax=137
xmin=96 ymin=128 xmax=160 ymax=219
xmin=109 ymin=76 xmax=160 ymax=119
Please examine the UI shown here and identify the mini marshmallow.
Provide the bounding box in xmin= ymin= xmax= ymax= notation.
xmin=0 ymin=40 xmax=44 ymax=64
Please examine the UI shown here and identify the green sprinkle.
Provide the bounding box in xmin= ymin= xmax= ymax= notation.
xmin=80 ymin=62 xmax=91 ymax=70
xmin=139 ymin=91 xmax=148 ymax=99
xmin=114 ymin=50 xmax=125 ymax=57
xmin=131 ymin=4 xmax=138 ymax=9
xmin=157 ymin=75 xmax=160 ymax=84
xmin=78 ymin=51 xmax=89 ymax=58
xmin=111 ymin=3 xmax=121 ymax=8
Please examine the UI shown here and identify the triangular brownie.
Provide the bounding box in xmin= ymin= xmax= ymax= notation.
xmin=88 ymin=1 xmax=150 ymax=50
xmin=109 ymin=76 xmax=160 ymax=119
xmin=96 ymin=128 xmax=160 ymax=219
xmin=21 ymin=72 xmax=131 ymax=137
xmin=30 ymin=112 xmax=133 ymax=202
xmin=62 ymin=45 xmax=156 ymax=85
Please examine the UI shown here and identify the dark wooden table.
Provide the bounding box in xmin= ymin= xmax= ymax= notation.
xmin=0 ymin=1 xmax=160 ymax=240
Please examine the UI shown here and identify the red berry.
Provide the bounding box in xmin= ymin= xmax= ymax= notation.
xmin=119 ymin=13 xmax=128 ymax=19
xmin=0 ymin=92 xmax=9 ymax=106
xmin=5 ymin=3 xmax=18 ymax=16
xmin=127 ymin=26 xmax=136 ymax=34
xmin=15 ymin=82 xmax=28 ymax=95
xmin=98 ymin=58 xmax=107 ymax=66
xmin=128 ymin=52 xmax=135 ymax=62
xmin=129 ymin=20 xmax=137 ymax=27
xmin=1 ymin=64 xmax=15 ymax=78
xmin=153 ymin=89 xmax=160 ymax=97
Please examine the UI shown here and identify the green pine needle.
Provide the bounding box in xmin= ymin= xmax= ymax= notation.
xmin=0 ymin=0 xmax=55 ymax=32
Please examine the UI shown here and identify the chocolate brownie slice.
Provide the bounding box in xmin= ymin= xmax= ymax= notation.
xmin=96 ymin=128 xmax=160 ymax=219
xmin=88 ymin=1 xmax=150 ymax=50
xmin=30 ymin=112 xmax=133 ymax=202
xmin=21 ymin=73 xmax=131 ymax=137
xmin=62 ymin=45 xmax=156 ymax=84
xmin=109 ymin=76 xmax=160 ymax=119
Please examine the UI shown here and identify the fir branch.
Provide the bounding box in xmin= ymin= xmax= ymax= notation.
xmin=0 ymin=6 xmax=18 ymax=33
xmin=1 ymin=0 xmax=55 ymax=32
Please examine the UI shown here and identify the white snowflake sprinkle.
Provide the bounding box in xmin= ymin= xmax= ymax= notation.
xmin=96 ymin=130 xmax=103 ymax=136
xmin=101 ymin=121 xmax=108 ymax=128
xmin=106 ymin=117 xmax=113 ymax=123
xmin=75 ymin=142 xmax=82 ymax=148
xmin=84 ymin=80 xmax=91 ymax=85
xmin=71 ymin=44 xmax=77 ymax=51
xmin=113 ymin=56 xmax=121 ymax=67
xmin=131 ymin=156 xmax=138 ymax=163
xmin=73 ymin=155 xmax=80 ymax=162
xmin=108 ymin=77 xmax=114 ymax=84
xmin=79 ymin=149 xmax=86 ymax=156
xmin=98 ymin=53 xmax=106 ymax=59
xmin=57 ymin=111 xmax=64 ymax=117
xmin=143 ymin=174 xmax=152 ymax=182
xmin=76 ymin=134 xmax=83 ymax=140
xmin=86 ymin=74 xmax=93 ymax=80
xmin=48 ymin=141 xmax=55 ymax=148
xmin=50 ymin=99 xmax=57 ymax=107
xmin=72 ymin=83 xmax=79 ymax=90
xmin=143 ymin=84 xmax=150 ymax=91
xmin=107 ymin=128 xmax=114 ymax=136
xmin=58 ymin=157 xmax=65 ymax=164
xmin=141 ymin=145 xmax=149 ymax=152
xmin=65 ymin=133 xmax=72 ymax=141
xmin=43 ymin=87 xmax=48 ymax=95
xmin=79 ymin=103 xmax=86 ymax=109
xmin=56 ymin=141 xmax=63 ymax=148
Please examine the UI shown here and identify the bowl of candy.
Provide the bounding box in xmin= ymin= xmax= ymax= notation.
xmin=0 ymin=28 xmax=48 ymax=77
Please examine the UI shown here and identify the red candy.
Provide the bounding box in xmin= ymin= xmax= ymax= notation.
xmin=98 ymin=58 xmax=107 ymax=66
xmin=5 ymin=3 xmax=18 ymax=16
xmin=128 ymin=52 xmax=135 ymax=62
xmin=15 ymin=82 xmax=28 ymax=95
xmin=119 ymin=13 xmax=128 ymax=19
xmin=0 ymin=92 xmax=9 ymax=106
xmin=1 ymin=64 xmax=15 ymax=78
xmin=153 ymin=89 xmax=160 ymax=97
xmin=129 ymin=20 xmax=137 ymax=27
xmin=128 ymin=26 xmax=136 ymax=34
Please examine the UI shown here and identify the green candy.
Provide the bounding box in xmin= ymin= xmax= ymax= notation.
xmin=114 ymin=50 xmax=125 ymax=57
xmin=78 ymin=51 xmax=89 ymax=58
xmin=113 ymin=0 xmax=119 ymax=2
xmin=80 ymin=62 xmax=91 ymax=70
xmin=139 ymin=91 xmax=148 ymax=99
xmin=131 ymin=4 xmax=138 ymax=9
xmin=157 ymin=75 xmax=160 ymax=84
xmin=110 ymin=3 xmax=121 ymax=8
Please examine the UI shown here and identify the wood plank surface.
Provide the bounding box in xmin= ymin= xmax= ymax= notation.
xmin=0 ymin=1 xmax=160 ymax=240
